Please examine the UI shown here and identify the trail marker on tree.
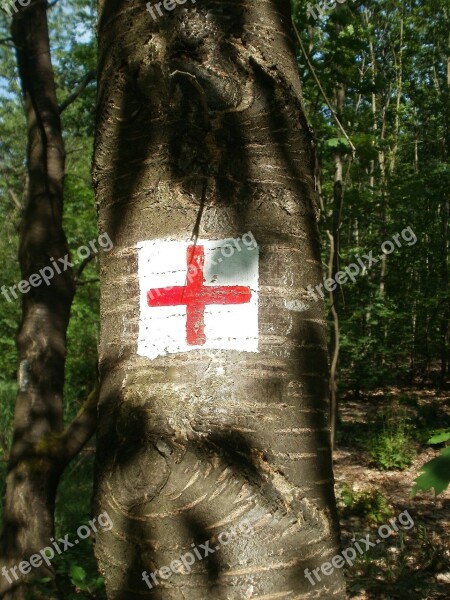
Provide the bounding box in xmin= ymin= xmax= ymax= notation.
xmin=137 ymin=239 xmax=259 ymax=359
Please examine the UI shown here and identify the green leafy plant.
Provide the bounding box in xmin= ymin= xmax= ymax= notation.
xmin=69 ymin=564 xmax=104 ymax=595
xmin=338 ymin=484 xmax=392 ymax=523
xmin=427 ymin=430 xmax=450 ymax=444
xmin=412 ymin=430 xmax=450 ymax=496
xmin=52 ymin=539 xmax=106 ymax=599
xmin=366 ymin=409 xmax=416 ymax=470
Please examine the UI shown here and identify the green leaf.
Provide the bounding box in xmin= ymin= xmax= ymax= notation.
xmin=428 ymin=431 xmax=450 ymax=444
xmin=69 ymin=565 xmax=87 ymax=584
xmin=324 ymin=137 xmax=351 ymax=149
xmin=412 ymin=447 xmax=450 ymax=496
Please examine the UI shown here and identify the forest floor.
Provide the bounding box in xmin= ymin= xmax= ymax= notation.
xmin=334 ymin=386 xmax=450 ymax=600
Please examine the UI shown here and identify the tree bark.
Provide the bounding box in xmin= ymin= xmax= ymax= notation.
xmin=93 ymin=1 xmax=346 ymax=598
xmin=0 ymin=3 xmax=97 ymax=598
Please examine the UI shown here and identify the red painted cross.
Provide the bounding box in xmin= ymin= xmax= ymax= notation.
xmin=147 ymin=245 xmax=252 ymax=346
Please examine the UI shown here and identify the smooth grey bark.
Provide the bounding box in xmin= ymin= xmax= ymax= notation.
xmin=93 ymin=1 xmax=346 ymax=598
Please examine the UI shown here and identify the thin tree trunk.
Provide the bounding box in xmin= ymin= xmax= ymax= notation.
xmin=328 ymin=149 xmax=343 ymax=450
xmin=0 ymin=3 xmax=97 ymax=598
xmin=92 ymin=1 xmax=345 ymax=598
xmin=389 ymin=8 xmax=404 ymax=175
xmin=328 ymin=37 xmax=345 ymax=447
xmin=440 ymin=38 xmax=450 ymax=382
xmin=440 ymin=195 xmax=449 ymax=382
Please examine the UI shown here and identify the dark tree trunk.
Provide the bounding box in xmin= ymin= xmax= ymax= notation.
xmin=93 ymin=1 xmax=346 ymax=598
xmin=0 ymin=3 xmax=97 ymax=598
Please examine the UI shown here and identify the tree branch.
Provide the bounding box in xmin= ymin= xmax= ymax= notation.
xmin=11 ymin=386 xmax=99 ymax=471
xmin=75 ymin=253 xmax=96 ymax=281
xmin=76 ymin=278 xmax=100 ymax=286
xmin=58 ymin=70 xmax=96 ymax=114
xmin=0 ymin=37 xmax=14 ymax=47
xmin=59 ymin=385 xmax=99 ymax=465
xmin=291 ymin=18 xmax=356 ymax=157
xmin=8 ymin=188 xmax=22 ymax=211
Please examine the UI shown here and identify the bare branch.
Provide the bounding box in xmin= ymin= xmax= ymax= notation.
xmin=8 ymin=188 xmax=22 ymax=211
xmin=58 ymin=70 xmax=96 ymax=114
xmin=74 ymin=253 xmax=96 ymax=281
xmin=0 ymin=37 xmax=14 ymax=47
xmin=59 ymin=385 xmax=99 ymax=465
xmin=76 ymin=278 xmax=100 ymax=286
xmin=291 ymin=18 xmax=356 ymax=157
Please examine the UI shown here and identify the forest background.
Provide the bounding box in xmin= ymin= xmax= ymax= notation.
xmin=0 ymin=0 xmax=449 ymax=598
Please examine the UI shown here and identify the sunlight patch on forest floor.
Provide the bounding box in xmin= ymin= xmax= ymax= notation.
xmin=334 ymin=387 xmax=450 ymax=599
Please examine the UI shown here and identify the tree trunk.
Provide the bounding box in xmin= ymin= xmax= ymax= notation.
xmin=93 ymin=1 xmax=346 ymax=598
xmin=0 ymin=3 xmax=97 ymax=598
xmin=328 ymin=69 xmax=346 ymax=450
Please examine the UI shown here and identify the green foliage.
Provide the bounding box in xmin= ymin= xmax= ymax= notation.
xmin=0 ymin=1 xmax=448 ymax=598
xmin=324 ymin=136 xmax=351 ymax=151
xmin=53 ymin=545 xmax=106 ymax=599
xmin=412 ymin=430 xmax=450 ymax=496
xmin=0 ymin=381 xmax=15 ymax=450
xmin=412 ymin=447 xmax=450 ymax=496
xmin=69 ymin=563 xmax=103 ymax=594
xmin=0 ymin=382 xmax=16 ymax=517
xmin=53 ymin=451 xmax=106 ymax=599
xmin=369 ymin=427 xmax=415 ymax=470
xmin=28 ymin=545 xmax=106 ymax=600
xmin=292 ymin=0 xmax=450 ymax=389
xmin=427 ymin=430 xmax=450 ymax=444
xmin=64 ymin=282 xmax=99 ymax=422
xmin=338 ymin=483 xmax=392 ymax=523
xmin=365 ymin=409 xmax=416 ymax=470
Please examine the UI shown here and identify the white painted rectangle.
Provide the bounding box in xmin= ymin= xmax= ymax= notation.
xmin=137 ymin=238 xmax=259 ymax=359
